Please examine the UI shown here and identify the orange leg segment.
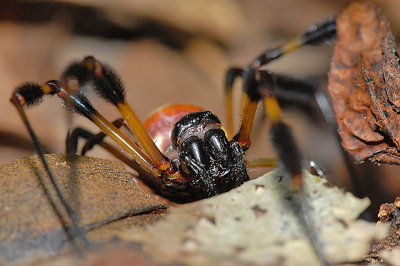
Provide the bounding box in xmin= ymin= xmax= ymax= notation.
xmin=235 ymin=94 xmax=259 ymax=149
xmin=56 ymin=87 xmax=161 ymax=177
xmin=84 ymin=56 xmax=172 ymax=172
xmin=117 ymin=100 xmax=169 ymax=170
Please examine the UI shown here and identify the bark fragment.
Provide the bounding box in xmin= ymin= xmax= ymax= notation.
xmin=328 ymin=2 xmax=400 ymax=164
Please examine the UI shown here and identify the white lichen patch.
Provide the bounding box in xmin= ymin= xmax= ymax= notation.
xmin=119 ymin=169 xmax=388 ymax=265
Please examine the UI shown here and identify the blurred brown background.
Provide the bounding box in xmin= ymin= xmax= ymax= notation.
xmin=1 ymin=0 xmax=400 ymax=216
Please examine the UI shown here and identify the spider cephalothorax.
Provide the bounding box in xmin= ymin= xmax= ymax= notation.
xmin=171 ymin=111 xmax=248 ymax=199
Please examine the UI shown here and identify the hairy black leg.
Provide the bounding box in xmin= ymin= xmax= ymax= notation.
xmin=235 ymin=15 xmax=337 ymax=136
xmin=246 ymin=70 xmax=360 ymax=187
xmin=232 ymin=17 xmax=337 ymax=147
xmin=66 ymin=128 xmax=95 ymax=155
xmin=228 ymin=66 xmax=331 ymax=264
xmin=251 ymin=16 xmax=336 ymax=68
xmin=66 ymin=118 xmax=127 ymax=155
xmin=258 ymin=71 xmax=331 ymax=266
xmin=263 ymin=74 xmax=364 ymax=200
xmin=273 ymin=75 xmax=320 ymax=116
xmin=78 ymin=56 xmax=170 ymax=169
xmin=65 ymin=124 xmax=172 ymax=199
xmin=10 ymin=83 xmax=92 ymax=253
xmin=269 ymin=122 xmax=304 ymax=187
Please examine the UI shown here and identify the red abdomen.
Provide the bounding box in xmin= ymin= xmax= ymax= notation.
xmin=144 ymin=104 xmax=204 ymax=154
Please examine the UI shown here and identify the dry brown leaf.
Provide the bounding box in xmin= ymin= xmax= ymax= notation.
xmin=328 ymin=2 xmax=400 ymax=164
xmin=0 ymin=154 xmax=166 ymax=265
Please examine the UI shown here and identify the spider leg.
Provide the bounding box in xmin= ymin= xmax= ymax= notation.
xmin=62 ymin=57 xmax=189 ymax=188
xmin=10 ymin=84 xmax=91 ymax=253
xmin=272 ymin=74 xmax=320 ymax=114
xmin=245 ymin=158 xmax=277 ymax=168
xmin=61 ymin=58 xmax=177 ymax=177
xmin=244 ymin=157 xmax=328 ymax=181
xmin=14 ymin=77 xmax=162 ymax=177
xmin=225 ymin=15 xmax=336 ymax=138
xmin=263 ymin=73 xmax=334 ymax=266
xmin=80 ymin=56 xmax=170 ymax=171
xmin=270 ymin=74 xmax=363 ymax=193
xmin=233 ymin=68 xmax=332 ymax=265
xmin=232 ymin=69 xmax=306 ymax=187
xmin=68 ymin=119 xmax=155 ymax=179
xmin=267 ymin=74 xmax=332 ymax=265
xmin=60 ymin=83 xmax=161 ymax=177
xmin=224 ymin=67 xmax=243 ymax=138
xmin=14 ymin=58 xmax=194 ymax=201
xmin=242 ymin=75 xmax=322 ymax=172
xmin=256 ymin=74 xmax=363 ymax=192
xmin=251 ymin=16 xmax=336 ymax=68
xmin=65 ymin=124 xmax=167 ymax=193
xmin=63 ymin=58 xmax=195 ymax=196
xmin=232 ymin=15 xmax=337 ymax=158
xmin=66 ymin=127 xmax=95 ymax=155
xmin=66 ymin=118 xmax=127 ymax=155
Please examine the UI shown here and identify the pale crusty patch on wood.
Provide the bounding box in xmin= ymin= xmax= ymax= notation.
xmin=120 ymin=169 xmax=387 ymax=266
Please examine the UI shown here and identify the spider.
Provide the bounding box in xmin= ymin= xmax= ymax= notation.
xmin=10 ymin=54 xmax=309 ymax=202
xmin=9 ymin=55 xmax=327 ymax=261
xmin=15 ymin=3 xmax=389 ymax=265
